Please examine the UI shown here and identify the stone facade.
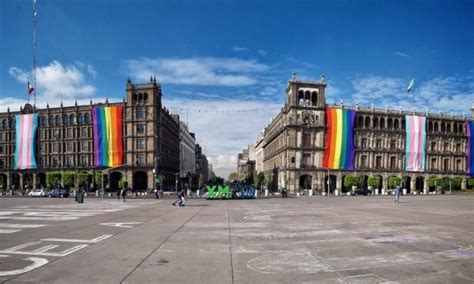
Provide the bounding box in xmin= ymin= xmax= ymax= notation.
xmin=0 ymin=77 xmax=180 ymax=192
xmin=261 ymin=74 xmax=473 ymax=194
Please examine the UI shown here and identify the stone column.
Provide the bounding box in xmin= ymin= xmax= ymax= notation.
xmin=6 ymin=173 xmax=11 ymax=190
xmin=410 ymin=176 xmax=416 ymax=193
xmin=382 ymin=176 xmax=388 ymax=193
xmin=33 ymin=174 xmax=37 ymax=188
xmin=19 ymin=173 xmax=23 ymax=191
xmin=461 ymin=178 xmax=467 ymax=190
xmin=336 ymin=173 xmax=343 ymax=192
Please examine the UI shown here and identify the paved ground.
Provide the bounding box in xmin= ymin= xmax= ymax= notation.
xmin=0 ymin=195 xmax=473 ymax=283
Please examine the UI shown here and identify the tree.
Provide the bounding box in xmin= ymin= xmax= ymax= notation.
xmin=467 ymin=178 xmax=474 ymax=189
xmin=367 ymin=176 xmax=381 ymax=188
xmin=228 ymin=172 xmax=239 ymax=181
xmin=343 ymin=175 xmax=359 ymax=188
xmin=254 ymin=171 xmax=265 ymax=190
xmin=77 ymin=172 xmax=90 ymax=187
xmin=264 ymin=175 xmax=272 ymax=191
xmin=198 ymin=174 xmax=205 ymax=189
xmin=118 ymin=180 xmax=128 ymax=189
xmin=62 ymin=171 xmax=75 ymax=189
xmin=95 ymin=173 xmax=109 ymax=188
xmin=450 ymin=177 xmax=462 ymax=190
xmin=46 ymin=172 xmax=62 ymax=188
xmin=388 ymin=177 xmax=402 ymax=189
xmin=427 ymin=176 xmax=441 ymax=187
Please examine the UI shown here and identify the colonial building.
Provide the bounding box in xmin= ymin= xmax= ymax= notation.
xmin=260 ymin=73 xmax=474 ymax=194
xmin=0 ymin=77 xmax=180 ymax=191
xmin=237 ymin=144 xmax=256 ymax=181
xmin=177 ymin=120 xmax=196 ymax=180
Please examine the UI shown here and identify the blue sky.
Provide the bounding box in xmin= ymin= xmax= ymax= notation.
xmin=1 ymin=0 xmax=473 ymax=177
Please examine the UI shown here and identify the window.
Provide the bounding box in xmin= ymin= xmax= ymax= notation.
xmin=137 ymin=138 xmax=145 ymax=150
xmin=376 ymin=139 xmax=382 ymax=149
xmin=390 ymin=156 xmax=396 ymax=169
xmin=390 ymin=139 xmax=396 ymax=149
xmin=0 ymin=158 xmax=4 ymax=168
xmin=70 ymin=114 xmax=75 ymax=124
xmin=135 ymin=107 xmax=145 ymax=119
xmin=431 ymin=142 xmax=436 ymax=151
xmin=66 ymin=128 xmax=73 ymax=138
xmin=302 ymin=129 xmax=311 ymax=147
xmin=0 ymin=132 xmax=3 ymax=141
xmin=431 ymin=158 xmax=437 ymax=170
xmin=360 ymin=138 xmax=367 ymax=148
xmin=137 ymin=153 xmax=145 ymax=165
xmin=80 ymin=155 xmax=88 ymax=166
xmin=78 ymin=114 xmax=84 ymax=124
xmin=0 ymin=145 xmax=3 ymax=154
xmin=66 ymin=142 xmax=73 ymax=152
xmin=52 ymin=157 xmax=59 ymax=167
xmin=444 ymin=159 xmax=449 ymax=171
xmin=84 ymin=113 xmax=90 ymax=124
xmin=456 ymin=160 xmax=462 ymax=171
xmin=49 ymin=116 xmax=54 ymax=126
xmin=63 ymin=115 xmax=69 ymax=125
xmin=55 ymin=115 xmax=61 ymax=126
xmin=53 ymin=129 xmax=60 ymax=139
xmin=81 ymin=141 xmax=89 ymax=152
xmin=301 ymin=153 xmax=311 ymax=167
xmin=360 ymin=155 xmax=367 ymax=168
xmin=40 ymin=116 xmax=46 ymax=127
xmin=81 ymin=127 xmax=88 ymax=137
xmin=444 ymin=142 xmax=449 ymax=152
xmin=136 ymin=123 xmax=145 ymax=134
xmin=52 ymin=142 xmax=59 ymax=153
xmin=66 ymin=155 xmax=73 ymax=167
xmin=39 ymin=143 xmax=45 ymax=153
xmin=39 ymin=130 xmax=45 ymax=140
xmin=38 ymin=156 xmax=44 ymax=166
xmin=375 ymin=156 xmax=382 ymax=168
xmin=456 ymin=143 xmax=461 ymax=152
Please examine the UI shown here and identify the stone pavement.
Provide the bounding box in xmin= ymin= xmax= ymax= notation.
xmin=0 ymin=195 xmax=473 ymax=283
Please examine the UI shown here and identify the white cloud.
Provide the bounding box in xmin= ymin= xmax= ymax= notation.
xmin=394 ymin=51 xmax=410 ymax=57
xmin=163 ymin=97 xmax=281 ymax=178
xmin=9 ymin=60 xmax=96 ymax=101
xmin=232 ymin=46 xmax=249 ymax=52
xmin=258 ymin=49 xmax=268 ymax=56
xmin=350 ymin=75 xmax=473 ymax=116
xmin=124 ymin=57 xmax=269 ymax=87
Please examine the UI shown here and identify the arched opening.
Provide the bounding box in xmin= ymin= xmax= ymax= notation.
xmin=311 ymin=91 xmax=318 ymax=106
xmin=434 ymin=122 xmax=439 ymax=132
xmin=380 ymin=118 xmax=385 ymax=129
xmin=63 ymin=115 xmax=69 ymax=125
xmin=23 ymin=173 xmax=33 ymax=190
xmin=453 ymin=124 xmax=458 ymax=134
xmin=110 ymin=171 xmax=123 ymax=192
xmin=324 ymin=174 xmax=337 ymax=193
xmin=298 ymin=90 xmax=304 ymax=106
xmin=55 ymin=115 xmax=61 ymax=126
xmin=446 ymin=123 xmax=451 ymax=133
xmin=1 ymin=120 xmax=6 ymax=129
xmin=394 ymin=119 xmax=399 ymax=130
xmin=299 ymin=175 xmax=312 ymax=190
xmin=388 ymin=118 xmax=393 ymax=130
xmin=69 ymin=114 xmax=75 ymax=125
xmin=402 ymin=176 xmax=411 ymax=193
xmin=304 ymin=91 xmax=311 ymax=106
xmin=138 ymin=93 xmax=143 ymax=101
xmin=78 ymin=114 xmax=84 ymax=124
xmin=133 ymin=171 xmax=148 ymax=191
xmin=143 ymin=92 xmax=148 ymax=101
xmin=373 ymin=117 xmax=379 ymax=128
xmin=357 ymin=116 xmax=364 ymax=128
xmin=37 ymin=173 xmax=46 ymax=189
xmin=428 ymin=121 xmax=433 ymax=133
xmin=84 ymin=113 xmax=90 ymax=124
xmin=364 ymin=117 xmax=370 ymax=128
xmin=401 ymin=118 xmax=406 ymax=129
xmin=415 ymin=176 xmax=424 ymax=192
xmin=441 ymin=123 xmax=446 ymax=133
xmin=360 ymin=175 xmax=368 ymax=189
xmin=272 ymin=167 xmax=279 ymax=192
xmin=0 ymin=173 xmax=7 ymax=189
xmin=49 ymin=116 xmax=54 ymax=126
xmin=11 ymin=173 xmax=20 ymax=190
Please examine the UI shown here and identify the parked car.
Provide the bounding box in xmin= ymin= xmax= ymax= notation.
xmin=352 ymin=188 xmax=372 ymax=196
xmin=28 ymin=189 xmax=46 ymax=197
xmin=48 ymin=188 xmax=70 ymax=198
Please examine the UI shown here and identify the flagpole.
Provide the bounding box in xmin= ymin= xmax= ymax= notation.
xmin=32 ymin=0 xmax=37 ymax=107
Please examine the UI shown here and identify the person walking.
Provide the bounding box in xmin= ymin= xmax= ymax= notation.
xmin=172 ymin=190 xmax=181 ymax=206
xmin=394 ymin=186 xmax=400 ymax=203
xmin=121 ymin=188 xmax=126 ymax=202
xmin=116 ymin=189 xmax=121 ymax=201
xmin=179 ymin=189 xmax=186 ymax=206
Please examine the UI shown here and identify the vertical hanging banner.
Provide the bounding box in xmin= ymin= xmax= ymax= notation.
xmin=466 ymin=121 xmax=474 ymax=176
xmin=323 ymin=108 xmax=356 ymax=170
xmin=14 ymin=113 xmax=38 ymax=169
xmin=405 ymin=115 xmax=426 ymax=172
xmin=92 ymin=106 xmax=123 ymax=167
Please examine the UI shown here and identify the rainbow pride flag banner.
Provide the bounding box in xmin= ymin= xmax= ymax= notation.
xmin=405 ymin=115 xmax=426 ymax=172
xmin=92 ymin=106 xmax=123 ymax=167
xmin=466 ymin=121 xmax=474 ymax=176
xmin=323 ymin=108 xmax=356 ymax=170
xmin=14 ymin=113 xmax=38 ymax=169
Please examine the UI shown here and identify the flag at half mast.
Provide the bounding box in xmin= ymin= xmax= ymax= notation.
xmin=407 ymin=78 xmax=415 ymax=93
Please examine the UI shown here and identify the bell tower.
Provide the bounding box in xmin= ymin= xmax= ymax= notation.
xmin=286 ymin=73 xmax=326 ymax=108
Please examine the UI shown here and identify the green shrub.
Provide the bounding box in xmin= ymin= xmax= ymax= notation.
xmin=367 ymin=176 xmax=381 ymax=188
xmin=118 ymin=180 xmax=128 ymax=189
xmin=95 ymin=173 xmax=109 ymax=187
xmin=428 ymin=176 xmax=441 ymax=187
xmin=46 ymin=172 xmax=62 ymax=187
xmin=77 ymin=172 xmax=90 ymax=187
xmin=344 ymin=175 xmax=360 ymax=188
xmin=388 ymin=177 xmax=401 ymax=189
xmin=467 ymin=178 xmax=474 ymax=189
xmin=62 ymin=171 xmax=75 ymax=188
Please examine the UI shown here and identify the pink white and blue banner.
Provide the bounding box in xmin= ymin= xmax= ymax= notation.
xmin=14 ymin=113 xmax=38 ymax=169
xmin=405 ymin=115 xmax=426 ymax=172
xmin=467 ymin=121 xmax=474 ymax=176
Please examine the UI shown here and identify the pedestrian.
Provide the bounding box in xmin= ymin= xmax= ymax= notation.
xmin=172 ymin=190 xmax=181 ymax=206
xmin=121 ymin=188 xmax=126 ymax=202
xmin=155 ymin=189 xmax=160 ymax=199
xmin=116 ymin=189 xmax=121 ymax=201
xmin=179 ymin=189 xmax=186 ymax=206
xmin=395 ymin=186 xmax=400 ymax=203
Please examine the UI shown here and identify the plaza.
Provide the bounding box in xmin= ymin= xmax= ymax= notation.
xmin=0 ymin=195 xmax=473 ymax=283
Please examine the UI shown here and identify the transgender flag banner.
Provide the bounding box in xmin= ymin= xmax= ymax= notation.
xmin=466 ymin=121 xmax=474 ymax=176
xmin=14 ymin=113 xmax=38 ymax=169
xmin=405 ymin=115 xmax=426 ymax=172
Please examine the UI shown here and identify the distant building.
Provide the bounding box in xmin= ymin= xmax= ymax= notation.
xmin=255 ymin=132 xmax=265 ymax=174
xmin=195 ymin=144 xmax=209 ymax=181
xmin=237 ymin=144 xmax=256 ymax=181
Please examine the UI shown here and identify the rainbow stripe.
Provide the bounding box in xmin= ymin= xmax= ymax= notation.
xmin=467 ymin=121 xmax=474 ymax=176
xmin=14 ymin=113 xmax=38 ymax=169
xmin=323 ymin=108 xmax=356 ymax=170
xmin=405 ymin=115 xmax=426 ymax=172
xmin=92 ymin=106 xmax=123 ymax=167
